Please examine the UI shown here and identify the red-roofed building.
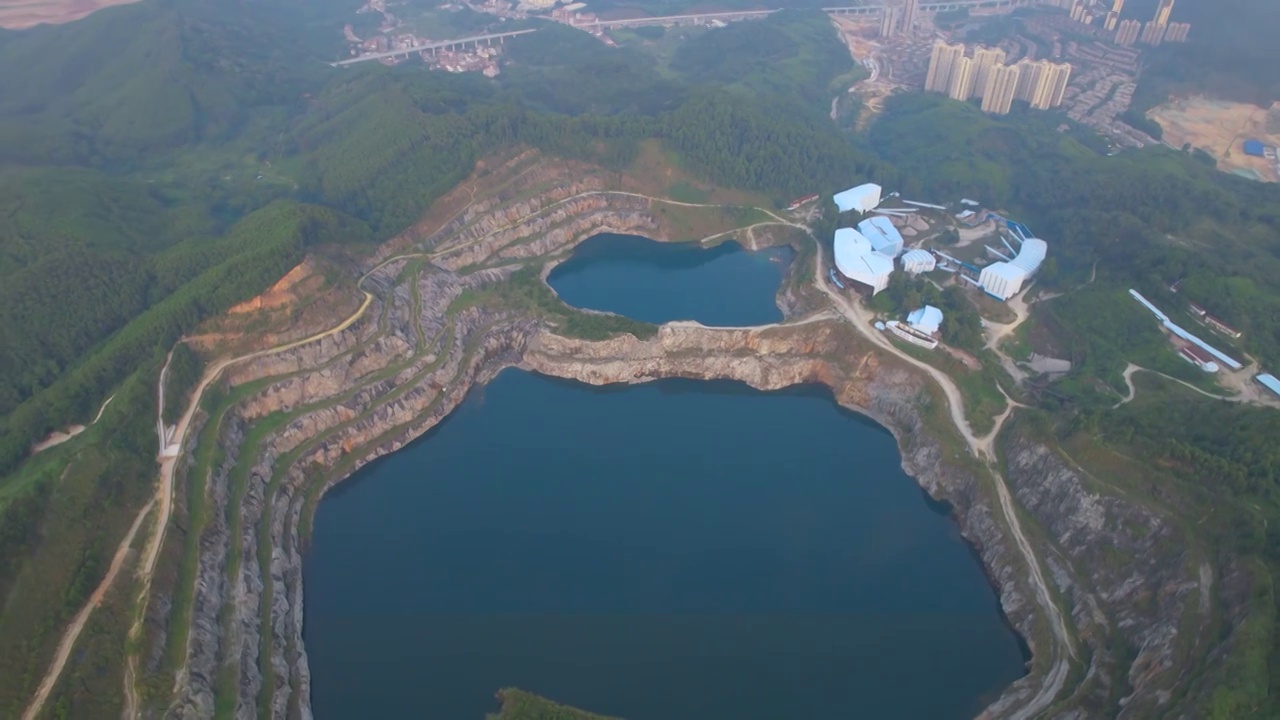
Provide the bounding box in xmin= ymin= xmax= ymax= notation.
xmin=1179 ymin=344 xmax=1220 ymax=373
xmin=1204 ymin=315 xmax=1242 ymax=339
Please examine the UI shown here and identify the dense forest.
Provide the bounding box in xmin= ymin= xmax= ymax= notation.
xmin=0 ymin=4 xmax=868 ymax=476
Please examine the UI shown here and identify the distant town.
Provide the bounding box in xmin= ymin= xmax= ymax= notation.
xmin=331 ymin=0 xmax=1220 ymax=158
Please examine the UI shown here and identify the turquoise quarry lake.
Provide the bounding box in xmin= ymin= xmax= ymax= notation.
xmin=303 ymin=372 xmax=1027 ymax=719
xmin=547 ymin=233 xmax=789 ymax=326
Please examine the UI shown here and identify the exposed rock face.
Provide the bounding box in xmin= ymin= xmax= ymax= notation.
xmin=152 ymin=156 xmax=1208 ymax=720
xmin=999 ymin=428 xmax=1204 ymax=718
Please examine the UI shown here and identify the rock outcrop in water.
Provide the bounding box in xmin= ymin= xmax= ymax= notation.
xmin=145 ymin=153 xmax=1215 ymax=720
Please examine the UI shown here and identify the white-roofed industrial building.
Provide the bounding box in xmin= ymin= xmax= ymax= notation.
xmin=857 ymin=216 xmax=905 ymax=258
xmin=979 ymin=237 xmax=1048 ymax=300
xmin=979 ymin=263 xmax=1028 ymax=301
xmin=833 ymin=228 xmax=894 ymax=295
xmin=1010 ymin=238 xmax=1046 ymax=273
xmin=1257 ymin=374 xmax=1280 ymax=398
xmin=900 ymin=249 xmax=936 ymax=274
xmin=833 ymin=183 xmax=883 ymax=214
xmin=907 ymin=305 xmax=944 ymax=336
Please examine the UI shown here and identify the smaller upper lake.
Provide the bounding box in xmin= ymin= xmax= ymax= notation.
xmin=547 ymin=233 xmax=789 ymax=327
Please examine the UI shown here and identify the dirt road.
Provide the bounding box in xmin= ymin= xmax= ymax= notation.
xmin=814 ymin=252 xmax=1076 ymax=718
xmin=30 ymin=393 xmax=116 ymax=455
xmin=25 ymin=193 xmax=1065 ymax=718
xmin=114 ymin=191 xmax=803 ymax=716
xmin=20 ymin=499 xmax=154 ymax=720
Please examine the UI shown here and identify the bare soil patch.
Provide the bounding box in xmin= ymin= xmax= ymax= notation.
xmin=1148 ymin=96 xmax=1280 ymax=183
xmin=0 ymin=0 xmax=144 ymax=29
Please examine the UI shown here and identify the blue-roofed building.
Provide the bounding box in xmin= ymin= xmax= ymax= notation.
xmin=1243 ymin=139 xmax=1266 ymax=157
xmin=1257 ymin=373 xmax=1280 ymax=398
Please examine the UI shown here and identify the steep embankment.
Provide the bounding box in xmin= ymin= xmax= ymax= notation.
xmin=129 ymin=153 xmax=1213 ymax=719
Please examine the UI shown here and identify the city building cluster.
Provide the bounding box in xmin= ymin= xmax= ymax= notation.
xmin=925 ymin=41 xmax=1071 ymax=114
xmin=1067 ymin=0 xmax=1189 ymax=46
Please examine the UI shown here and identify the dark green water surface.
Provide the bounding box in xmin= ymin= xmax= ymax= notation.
xmin=303 ymin=371 xmax=1027 ymax=719
xmin=546 ymin=233 xmax=789 ymax=326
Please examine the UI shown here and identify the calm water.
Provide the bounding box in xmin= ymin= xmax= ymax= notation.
xmin=547 ymin=233 xmax=789 ymax=326
xmin=303 ymin=372 xmax=1027 ymax=720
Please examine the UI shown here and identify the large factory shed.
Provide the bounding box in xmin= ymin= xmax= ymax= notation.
xmin=833 ymin=183 xmax=883 ymax=214
xmin=857 ymin=216 xmax=905 ymax=258
xmin=979 ymin=237 xmax=1047 ymax=301
xmin=834 ymin=228 xmax=894 ymax=295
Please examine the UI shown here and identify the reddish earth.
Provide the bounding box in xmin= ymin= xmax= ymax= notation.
xmin=0 ymin=0 xmax=145 ymax=29
xmin=227 ymin=259 xmax=322 ymax=315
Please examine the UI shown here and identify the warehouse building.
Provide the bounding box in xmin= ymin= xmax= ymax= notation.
xmin=978 ymin=237 xmax=1047 ymax=300
xmin=833 ymin=183 xmax=883 ymax=214
xmin=907 ymin=305 xmax=944 ymax=336
xmin=900 ymin=248 xmax=936 ymax=275
xmin=834 ymin=228 xmax=894 ymax=295
xmin=857 ymin=216 xmax=905 ymax=258
xmin=1179 ymin=344 xmax=1220 ymax=373
xmin=1257 ymin=374 xmax=1280 ymax=398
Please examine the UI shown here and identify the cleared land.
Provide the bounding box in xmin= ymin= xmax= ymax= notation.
xmin=1148 ymin=96 xmax=1280 ymax=182
xmin=0 ymin=0 xmax=143 ymax=28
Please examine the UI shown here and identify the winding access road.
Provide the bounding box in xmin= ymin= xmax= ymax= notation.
xmin=114 ymin=190 xmax=803 ymax=716
xmin=29 ymin=393 xmax=116 ymax=455
xmin=28 ymin=191 xmax=1069 ymax=719
xmin=813 ymin=251 xmax=1077 ymax=719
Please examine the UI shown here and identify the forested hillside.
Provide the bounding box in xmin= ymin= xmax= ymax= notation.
xmin=0 ymin=8 xmax=882 ymax=713
xmin=0 ymin=3 xmax=871 ymax=478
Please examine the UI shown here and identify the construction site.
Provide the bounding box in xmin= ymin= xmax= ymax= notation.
xmin=1148 ymin=96 xmax=1280 ymax=182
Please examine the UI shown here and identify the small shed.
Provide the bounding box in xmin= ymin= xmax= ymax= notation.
xmin=1243 ymin=139 xmax=1266 ymax=157
xmin=907 ymin=305 xmax=944 ymax=336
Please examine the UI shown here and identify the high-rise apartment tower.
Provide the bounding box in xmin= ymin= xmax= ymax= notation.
xmin=900 ymin=0 xmax=919 ymax=36
xmin=1030 ymin=62 xmax=1072 ymax=110
xmin=1114 ymin=18 xmax=1141 ymax=45
xmin=971 ymin=46 xmax=1007 ymax=99
xmin=880 ymin=6 xmax=898 ymax=37
xmin=949 ymin=56 xmax=977 ymax=101
xmin=981 ymin=63 xmax=1021 ymax=115
xmin=925 ymin=41 xmax=966 ymax=94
